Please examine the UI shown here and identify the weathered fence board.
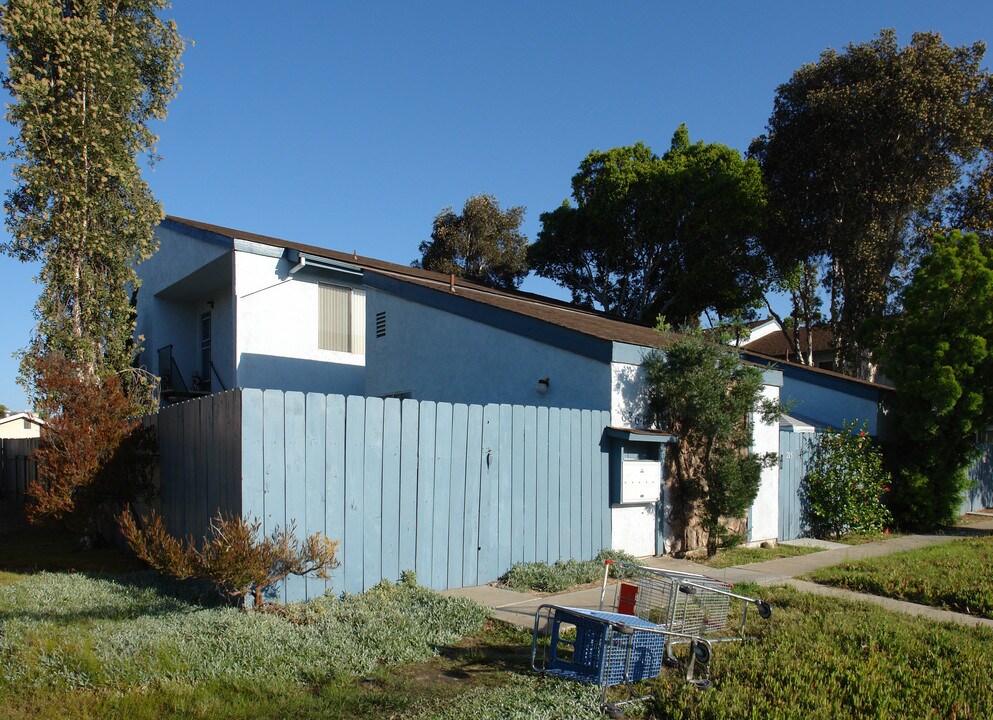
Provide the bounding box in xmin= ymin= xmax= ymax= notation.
xmin=155 ymin=390 xmax=242 ymax=540
xmin=0 ymin=437 xmax=39 ymax=503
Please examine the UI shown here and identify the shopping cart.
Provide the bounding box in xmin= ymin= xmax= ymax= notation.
xmin=530 ymin=560 xmax=771 ymax=715
xmin=598 ymin=560 xmax=772 ymax=655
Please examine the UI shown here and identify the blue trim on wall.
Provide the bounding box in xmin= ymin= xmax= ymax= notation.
xmin=363 ymin=272 xmax=614 ymax=363
xmin=741 ymin=352 xmax=881 ymax=402
xmin=160 ymin=218 xmax=234 ymax=250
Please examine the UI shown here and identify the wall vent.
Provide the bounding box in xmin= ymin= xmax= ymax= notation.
xmin=376 ymin=311 xmax=387 ymax=338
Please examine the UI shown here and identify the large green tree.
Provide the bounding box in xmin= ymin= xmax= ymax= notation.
xmin=878 ymin=231 xmax=993 ymax=529
xmin=414 ymin=193 xmax=529 ymax=290
xmin=751 ymin=30 xmax=993 ymax=379
xmin=1 ymin=0 xmax=184 ymax=391
xmin=531 ymin=125 xmax=767 ymax=327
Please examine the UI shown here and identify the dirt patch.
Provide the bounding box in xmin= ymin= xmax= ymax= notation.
xmin=376 ymin=619 xmax=534 ymax=715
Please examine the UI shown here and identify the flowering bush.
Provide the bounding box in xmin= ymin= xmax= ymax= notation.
xmin=803 ymin=423 xmax=892 ymax=539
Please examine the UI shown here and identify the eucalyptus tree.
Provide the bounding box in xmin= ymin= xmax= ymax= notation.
xmin=1 ymin=0 xmax=185 ymax=393
xmin=751 ymin=29 xmax=993 ymax=379
xmin=414 ymin=193 xmax=529 ymax=290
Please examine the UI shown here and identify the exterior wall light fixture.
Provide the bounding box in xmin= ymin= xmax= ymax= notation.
xmin=536 ymin=377 xmax=550 ymax=395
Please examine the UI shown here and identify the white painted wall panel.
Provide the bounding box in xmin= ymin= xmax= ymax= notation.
xmin=234 ymin=251 xmax=365 ymax=395
xmin=748 ymin=382 xmax=781 ymax=544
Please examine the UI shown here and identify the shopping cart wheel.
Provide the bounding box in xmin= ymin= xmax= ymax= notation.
xmin=691 ymin=640 xmax=711 ymax=665
xmin=690 ymin=678 xmax=713 ymax=690
xmin=678 ymin=583 xmax=698 ymax=594
xmin=757 ymin=600 xmax=772 ymax=619
xmin=603 ymin=702 xmax=625 ymax=718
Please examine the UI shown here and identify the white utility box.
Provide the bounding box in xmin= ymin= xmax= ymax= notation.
xmin=620 ymin=459 xmax=662 ymax=504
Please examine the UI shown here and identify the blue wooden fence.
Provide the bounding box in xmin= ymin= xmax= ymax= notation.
xmin=961 ymin=443 xmax=993 ymax=514
xmin=152 ymin=389 xmax=243 ymax=539
xmin=155 ymin=389 xmax=612 ymax=602
xmin=778 ymin=430 xmax=816 ymax=541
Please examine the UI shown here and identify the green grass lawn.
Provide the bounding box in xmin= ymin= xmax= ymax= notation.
xmin=805 ymin=535 xmax=993 ymax=619
xmin=643 ymin=584 xmax=993 ymax=719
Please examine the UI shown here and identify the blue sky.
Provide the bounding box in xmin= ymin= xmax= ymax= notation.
xmin=1 ymin=1 xmax=991 ymax=410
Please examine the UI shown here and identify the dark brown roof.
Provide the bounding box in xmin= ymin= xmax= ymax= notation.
xmin=165 ymin=215 xmax=670 ymax=349
xmin=164 ymin=216 xmax=893 ymax=391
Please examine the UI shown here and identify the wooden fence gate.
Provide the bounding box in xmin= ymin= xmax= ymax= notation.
xmin=778 ymin=430 xmax=816 ymax=541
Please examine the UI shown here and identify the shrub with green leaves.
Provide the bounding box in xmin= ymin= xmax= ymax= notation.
xmin=501 ymin=549 xmax=639 ymax=593
xmin=803 ymin=423 xmax=892 ymax=539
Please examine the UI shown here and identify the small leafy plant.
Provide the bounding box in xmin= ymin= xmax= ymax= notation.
xmin=803 ymin=423 xmax=892 ymax=539
xmin=502 ymin=549 xmax=639 ymax=593
xmin=119 ymin=509 xmax=339 ymax=607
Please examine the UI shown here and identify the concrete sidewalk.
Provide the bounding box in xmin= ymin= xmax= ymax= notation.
xmin=445 ymin=520 xmax=993 ymax=630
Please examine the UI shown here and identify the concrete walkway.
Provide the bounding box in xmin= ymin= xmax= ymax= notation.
xmin=445 ymin=520 xmax=993 ymax=630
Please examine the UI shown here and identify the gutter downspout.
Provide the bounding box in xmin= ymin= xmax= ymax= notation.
xmin=289 ymin=255 xmax=307 ymax=275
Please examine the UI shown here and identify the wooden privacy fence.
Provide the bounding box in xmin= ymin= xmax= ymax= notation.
xmin=153 ymin=389 xmax=613 ymax=602
xmin=0 ymin=437 xmax=40 ymax=503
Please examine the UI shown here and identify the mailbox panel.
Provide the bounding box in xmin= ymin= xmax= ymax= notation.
xmin=620 ymin=459 xmax=661 ymax=504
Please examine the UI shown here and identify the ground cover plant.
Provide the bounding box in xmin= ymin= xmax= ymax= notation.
xmin=805 ymin=535 xmax=993 ymax=619
xmin=0 ymin=563 xmax=494 ymax=719
xmin=3 ymin=511 xmax=993 ymax=719
xmin=697 ymin=543 xmax=821 ymax=569
xmin=501 ymin=549 xmax=639 ymax=593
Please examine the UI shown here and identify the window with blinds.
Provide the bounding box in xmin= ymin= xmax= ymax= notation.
xmin=318 ymin=284 xmax=365 ymax=354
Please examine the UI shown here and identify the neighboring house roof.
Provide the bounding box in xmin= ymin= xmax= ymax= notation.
xmin=742 ymin=325 xmax=834 ymax=359
xmin=742 ymin=349 xmax=893 ymax=392
xmin=0 ymin=412 xmax=45 ymax=427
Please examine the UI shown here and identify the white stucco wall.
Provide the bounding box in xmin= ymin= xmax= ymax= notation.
xmin=135 ymin=224 xmax=235 ymax=389
xmin=611 ymin=504 xmax=659 ymax=557
xmin=748 ymin=382 xmax=780 ymax=544
xmin=611 ymin=362 xmax=649 ymax=428
xmin=233 ymin=250 xmax=365 ymax=395
xmin=363 ymin=288 xmax=611 ymax=409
